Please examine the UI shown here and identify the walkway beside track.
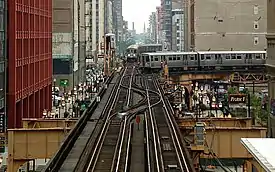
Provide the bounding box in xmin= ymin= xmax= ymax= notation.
xmin=59 ymin=75 xmax=119 ymax=171
xmin=130 ymin=114 xmax=145 ymax=172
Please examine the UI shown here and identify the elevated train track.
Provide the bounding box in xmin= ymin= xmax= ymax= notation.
xmin=43 ymin=63 xmax=194 ymax=172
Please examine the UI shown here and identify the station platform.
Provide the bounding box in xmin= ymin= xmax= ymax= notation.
xmin=241 ymin=138 xmax=275 ymax=172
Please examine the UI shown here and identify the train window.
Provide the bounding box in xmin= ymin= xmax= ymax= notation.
xmin=154 ymin=57 xmax=159 ymax=61
xmin=225 ymin=54 xmax=230 ymax=59
xmin=146 ymin=56 xmax=149 ymax=62
xmin=151 ymin=56 xmax=153 ymax=62
xmin=205 ymin=55 xmax=211 ymax=60
xmin=231 ymin=54 xmax=236 ymax=59
xmin=173 ymin=56 xmax=177 ymax=60
xmin=169 ymin=56 xmax=172 ymax=61
xmin=176 ymin=56 xmax=180 ymax=60
xmin=255 ymin=54 xmax=261 ymax=59
xmin=201 ymin=55 xmax=205 ymax=60
xmin=263 ymin=54 xmax=266 ymax=59
xmin=237 ymin=54 xmax=242 ymax=59
xmin=190 ymin=55 xmax=194 ymax=61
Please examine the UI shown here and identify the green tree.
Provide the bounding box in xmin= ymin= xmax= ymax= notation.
xmin=228 ymin=86 xmax=238 ymax=94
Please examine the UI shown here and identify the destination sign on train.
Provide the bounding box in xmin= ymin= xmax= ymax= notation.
xmin=229 ymin=94 xmax=246 ymax=104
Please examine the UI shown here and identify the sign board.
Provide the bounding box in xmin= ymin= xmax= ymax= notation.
xmin=136 ymin=115 xmax=140 ymax=124
xmin=60 ymin=79 xmax=69 ymax=87
xmin=228 ymin=94 xmax=246 ymax=104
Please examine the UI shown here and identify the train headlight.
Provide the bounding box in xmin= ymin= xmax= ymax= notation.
xmin=128 ymin=54 xmax=130 ymax=57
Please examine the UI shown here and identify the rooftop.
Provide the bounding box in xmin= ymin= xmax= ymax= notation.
xmin=241 ymin=138 xmax=275 ymax=172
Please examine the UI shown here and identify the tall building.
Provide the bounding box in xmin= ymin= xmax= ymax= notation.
xmin=186 ymin=0 xmax=267 ymax=51
xmin=161 ymin=0 xmax=172 ymax=49
xmin=172 ymin=9 xmax=184 ymax=51
xmin=156 ymin=6 xmax=162 ymax=43
xmin=266 ymin=0 xmax=275 ymax=138
xmin=107 ymin=1 xmax=113 ymax=33
xmin=0 ymin=0 xmax=6 ymax=133
xmin=86 ymin=0 xmax=105 ymax=63
xmin=8 ymin=0 xmax=52 ymax=128
xmin=149 ymin=12 xmax=157 ymax=43
xmin=53 ymin=0 xmax=86 ymax=89
xmin=112 ymin=0 xmax=123 ymax=55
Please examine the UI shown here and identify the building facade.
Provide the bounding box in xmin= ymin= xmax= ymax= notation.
xmin=161 ymin=0 xmax=172 ymax=49
xmin=0 ymin=0 xmax=6 ymax=133
xmin=172 ymin=9 xmax=184 ymax=51
xmin=187 ymin=0 xmax=267 ymax=51
xmin=53 ymin=0 xmax=86 ymax=90
xmin=149 ymin=12 xmax=157 ymax=43
xmin=112 ymin=0 xmax=123 ymax=55
xmin=266 ymin=0 xmax=275 ymax=138
xmin=8 ymin=0 xmax=52 ymax=128
xmin=156 ymin=6 xmax=162 ymax=43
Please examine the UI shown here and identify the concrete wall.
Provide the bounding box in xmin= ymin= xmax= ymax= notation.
xmin=193 ymin=0 xmax=267 ymax=51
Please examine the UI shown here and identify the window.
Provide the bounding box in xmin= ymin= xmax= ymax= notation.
xmin=254 ymin=5 xmax=259 ymax=15
xmin=177 ymin=32 xmax=180 ymax=37
xmin=177 ymin=26 xmax=180 ymax=30
xmin=176 ymin=19 xmax=180 ymax=23
xmin=254 ymin=21 xmax=259 ymax=29
xmin=254 ymin=36 xmax=259 ymax=45
xmin=177 ymin=39 xmax=180 ymax=44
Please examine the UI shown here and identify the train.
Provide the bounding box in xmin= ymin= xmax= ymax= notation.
xmin=125 ymin=44 xmax=162 ymax=62
xmin=139 ymin=51 xmax=266 ymax=72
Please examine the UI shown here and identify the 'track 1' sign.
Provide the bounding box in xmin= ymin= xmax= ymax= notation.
xmin=229 ymin=94 xmax=246 ymax=104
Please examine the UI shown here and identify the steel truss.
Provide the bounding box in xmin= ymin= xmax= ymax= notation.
xmin=230 ymin=72 xmax=268 ymax=84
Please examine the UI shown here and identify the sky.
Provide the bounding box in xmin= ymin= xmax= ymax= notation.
xmin=122 ymin=0 xmax=160 ymax=34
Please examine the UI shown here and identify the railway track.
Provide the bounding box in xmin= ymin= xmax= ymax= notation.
xmin=80 ymin=63 xmax=147 ymax=172
xmin=144 ymin=74 xmax=194 ymax=172
xmin=43 ymin=63 xmax=194 ymax=172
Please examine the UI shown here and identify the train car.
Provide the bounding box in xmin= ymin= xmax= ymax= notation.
xmin=125 ymin=44 xmax=162 ymax=63
xmin=125 ymin=44 xmax=139 ymax=62
xmin=140 ymin=50 xmax=266 ymax=72
xmin=140 ymin=52 xmax=198 ymax=72
xmin=197 ymin=51 xmax=266 ymax=70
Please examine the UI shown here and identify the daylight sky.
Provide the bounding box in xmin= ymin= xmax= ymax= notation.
xmin=122 ymin=0 xmax=160 ymax=34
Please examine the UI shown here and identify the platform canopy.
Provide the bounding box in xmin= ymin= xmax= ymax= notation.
xmin=241 ymin=138 xmax=275 ymax=172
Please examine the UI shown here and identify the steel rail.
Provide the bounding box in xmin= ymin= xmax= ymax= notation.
xmin=124 ymin=122 xmax=133 ymax=172
xmin=42 ymin=72 xmax=115 ymax=172
xmin=153 ymin=77 xmax=190 ymax=172
xmin=114 ymin=66 xmax=135 ymax=172
xmin=145 ymin=78 xmax=162 ymax=172
xmin=85 ymin=67 xmax=128 ymax=172
xmin=144 ymin=111 xmax=152 ymax=172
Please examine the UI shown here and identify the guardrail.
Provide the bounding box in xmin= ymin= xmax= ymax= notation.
xmin=42 ymin=73 xmax=115 ymax=172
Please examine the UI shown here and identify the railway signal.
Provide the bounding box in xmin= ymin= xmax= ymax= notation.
xmin=136 ymin=115 xmax=141 ymax=130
